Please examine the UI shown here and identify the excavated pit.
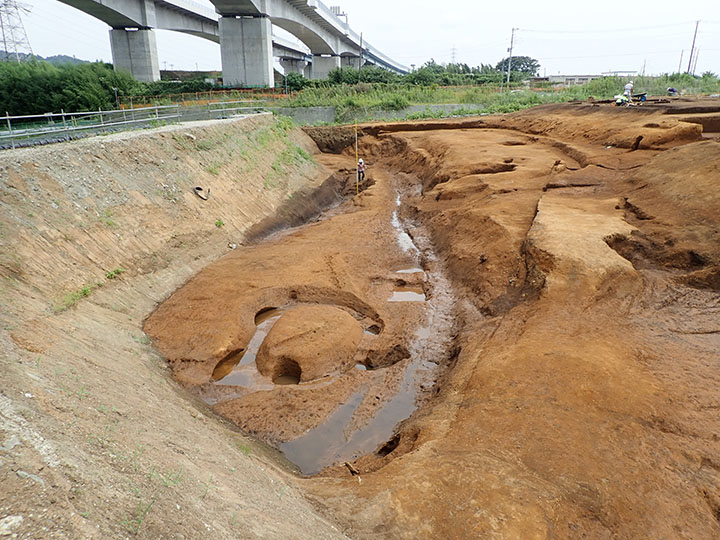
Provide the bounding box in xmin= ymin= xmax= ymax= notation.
xmin=5 ymin=100 xmax=720 ymax=539
xmin=146 ymin=156 xmax=459 ymax=475
xmin=140 ymin=99 xmax=720 ymax=538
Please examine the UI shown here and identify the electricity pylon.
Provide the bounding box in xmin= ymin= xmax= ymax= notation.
xmin=0 ymin=0 xmax=33 ymax=62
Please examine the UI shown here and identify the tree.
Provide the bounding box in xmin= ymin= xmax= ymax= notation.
xmin=495 ymin=56 xmax=540 ymax=77
xmin=405 ymin=67 xmax=438 ymax=86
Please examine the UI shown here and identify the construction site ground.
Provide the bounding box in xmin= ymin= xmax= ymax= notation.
xmin=1 ymin=99 xmax=720 ymax=539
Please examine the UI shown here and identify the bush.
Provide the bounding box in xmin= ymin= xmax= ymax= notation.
xmin=379 ymin=94 xmax=409 ymax=110
xmin=328 ymin=67 xmax=359 ymax=85
xmin=134 ymin=79 xmax=215 ymax=97
xmin=285 ymin=72 xmax=310 ymax=92
xmin=0 ymin=60 xmax=141 ymax=115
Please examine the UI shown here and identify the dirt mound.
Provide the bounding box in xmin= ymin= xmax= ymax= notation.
xmin=302 ymin=126 xmax=357 ymax=153
xmin=617 ymin=140 xmax=720 ymax=289
xmin=256 ymin=304 xmax=364 ymax=383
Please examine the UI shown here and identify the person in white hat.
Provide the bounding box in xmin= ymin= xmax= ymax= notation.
xmin=623 ymin=80 xmax=634 ymax=100
xmin=358 ymin=158 xmax=366 ymax=182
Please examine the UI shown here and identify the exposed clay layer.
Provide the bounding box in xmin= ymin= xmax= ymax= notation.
xmin=296 ymin=101 xmax=720 ymax=539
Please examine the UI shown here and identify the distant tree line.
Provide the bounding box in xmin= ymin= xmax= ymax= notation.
xmin=0 ymin=60 xmax=216 ymax=116
xmin=285 ymin=57 xmax=541 ymax=91
xmin=0 ymin=61 xmax=135 ymax=116
xmin=0 ymin=56 xmax=545 ymax=114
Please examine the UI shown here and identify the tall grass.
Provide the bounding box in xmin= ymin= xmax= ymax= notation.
xmin=270 ymin=74 xmax=720 ymax=125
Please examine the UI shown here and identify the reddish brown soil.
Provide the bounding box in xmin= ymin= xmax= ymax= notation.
xmin=146 ymin=100 xmax=720 ymax=538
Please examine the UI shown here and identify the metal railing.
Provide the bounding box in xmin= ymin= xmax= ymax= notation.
xmin=118 ymin=88 xmax=290 ymax=108
xmin=0 ymin=100 xmax=267 ymax=150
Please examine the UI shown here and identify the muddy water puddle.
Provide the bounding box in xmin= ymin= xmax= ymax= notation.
xmin=394 ymin=266 xmax=425 ymax=275
xmin=210 ymin=311 xmax=284 ymax=390
xmin=281 ymin=355 xmax=432 ymax=475
xmin=389 ymin=287 xmax=426 ymax=302
xmin=391 ymin=211 xmax=419 ymax=254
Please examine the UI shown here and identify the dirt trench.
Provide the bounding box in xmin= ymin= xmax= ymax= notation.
xmin=147 ymin=99 xmax=720 ymax=539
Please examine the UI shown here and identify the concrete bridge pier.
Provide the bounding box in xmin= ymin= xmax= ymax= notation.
xmin=110 ymin=28 xmax=161 ymax=82
xmin=311 ymin=54 xmax=340 ymax=80
xmin=341 ymin=55 xmax=362 ymax=70
xmin=279 ymin=58 xmax=308 ymax=76
xmin=219 ymin=15 xmax=274 ymax=87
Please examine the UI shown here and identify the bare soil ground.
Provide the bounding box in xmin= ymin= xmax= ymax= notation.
xmin=2 ymin=98 xmax=720 ymax=539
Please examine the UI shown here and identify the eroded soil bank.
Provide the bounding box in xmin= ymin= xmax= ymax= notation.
xmin=148 ymin=98 xmax=720 ymax=539
xmin=0 ymin=115 xmax=350 ymax=539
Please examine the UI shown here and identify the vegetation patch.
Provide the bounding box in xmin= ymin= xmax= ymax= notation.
xmin=54 ymin=284 xmax=97 ymax=313
xmin=105 ymin=268 xmax=125 ymax=280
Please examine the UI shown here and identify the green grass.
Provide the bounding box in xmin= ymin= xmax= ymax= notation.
xmin=195 ymin=140 xmax=214 ymax=151
xmin=264 ymin=141 xmax=313 ymax=189
xmin=99 ymin=210 xmax=118 ymax=228
xmin=105 ymin=267 xmax=125 ymax=280
xmin=53 ymin=267 xmax=129 ymax=312
xmin=54 ymin=285 xmax=95 ymax=313
xmin=269 ymin=75 xmax=720 ymax=125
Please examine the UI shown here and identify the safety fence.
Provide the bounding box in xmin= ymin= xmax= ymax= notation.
xmin=0 ymin=100 xmax=267 ymax=150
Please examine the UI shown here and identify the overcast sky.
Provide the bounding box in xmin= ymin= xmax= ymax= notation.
xmin=21 ymin=0 xmax=720 ymax=76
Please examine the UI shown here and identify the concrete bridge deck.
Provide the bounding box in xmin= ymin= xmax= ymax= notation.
xmin=56 ymin=0 xmax=408 ymax=85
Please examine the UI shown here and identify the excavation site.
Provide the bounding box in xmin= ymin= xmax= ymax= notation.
xmin=2 ymin=99 xmax=720 ymax=539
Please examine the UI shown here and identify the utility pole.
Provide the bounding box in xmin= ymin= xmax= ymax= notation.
xmin=677 ymin=50 xmax=684 ymax=74
xmin=358 ymin=32 xmax=363 ymax=73
xmin=687 ymin=20 xmax=699 ymax=73
xmin=506 ymin=28 xmax=517 ymax=88
xmin=692 ymin=49 xmax=700 ymax=75
xmin=451 ymin=45 xmax=457 ymax=64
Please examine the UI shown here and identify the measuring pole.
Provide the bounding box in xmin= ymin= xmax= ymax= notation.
xmin=687 ymin=20 xmax=699 ymax=73
xmin=355 ymin=119 xmax=359 ymax=195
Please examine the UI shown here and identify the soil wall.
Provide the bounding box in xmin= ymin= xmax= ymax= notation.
xmin=0 ymin=116 xmax=348 ymax=539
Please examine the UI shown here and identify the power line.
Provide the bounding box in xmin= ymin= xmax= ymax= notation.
xmin=535 ymin=49 xmax=686 ymax=61
xmin=519 ymin=20 xmax=701 ymax=35
xmin=523 ymin=31 xmax=700 ymax=41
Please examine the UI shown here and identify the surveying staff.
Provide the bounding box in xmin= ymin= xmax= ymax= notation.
xmin=358 ymin=158 xmax=366 ymax=182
